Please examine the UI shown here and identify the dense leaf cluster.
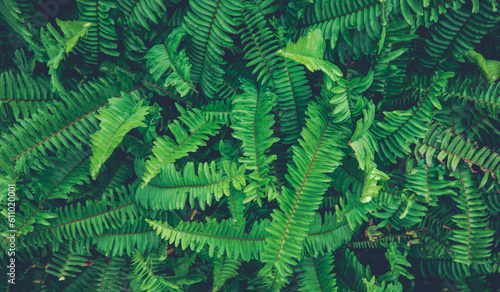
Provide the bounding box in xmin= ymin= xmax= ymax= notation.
xmin=0 ymin=0 xmax=500 ymax=291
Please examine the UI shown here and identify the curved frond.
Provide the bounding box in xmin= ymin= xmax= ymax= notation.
xmin=297 ymin=254 xmax=337 ymax=292
xmin=260 ymin=101 xmax=350 ymax=277
xmin=144 ymin=27 xmax=196 ymax=97
xmin=90 ymin=91 xmax=149 ymax=179
xmin=75 ymin=0 xmax=120 ymax=65
xmin=141 ymin=106 xmax=221 ymax=187
xmin=213 ymin=256 xmax=241 ymax=291
xmin=147 ymin=218 xmax=269 ymax=261
xmin=371 ymin=71 xmax=454 ymax=164
xmin=136 ymin=159 xmax=245 ymax=210
xmin=231 ymin=79 xmax=279 ymax=204
xmin=182 ymin=0 xmax=243 ymax=98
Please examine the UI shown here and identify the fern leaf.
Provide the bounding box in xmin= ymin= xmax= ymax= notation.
xmin=0 ymin=70 xmax=57 ymax=120
xmin=442 ymin=76 xmax=500 ymax=117
xmin=417 ymin=124 xmax=500 ymax=188
xmin=297 ymin=254 xmax=337 ymax=292
xmin=0 ymin=0 xmax=32 ymax=45
xmin=276 ymin=29 xmax=342 ymax=83
xmin=226 ymin=187 xmax=246 ymax=229
xmin=334 ymin=246 xmax=374 ymax=292
xmin=260 ymin=101 xmax=350 ymax=277
xmin=201 ymin=99 xmax=231 ymax=125
xmin=141 ymin=106 xmax=220 ymax=187
xmin=231 ymin=79 xmax=279 ymax=204
xmin=95 ymin=218 xmax=157 ymax=257
xmin=0 ymin=76 xmax=129 ymax=170
xmin=15 ymin=186 xmax=138 ymax=253
xmin=46 ymin=246 xmax=89 ymax=281
xmin=90 ymin=257 xmax=127 ymax=292
xmin=371 ymin=71 xmax=454 ymax=164
xmin=147 ymin=218 xmax=269 ymax=261
xmin=117 ymin=0 xmax=172 ymax=31
xmin=238 ymin=6 xmax=312 ymax=144
xmin=213 ymin=256 xmax=241 ymax=291
xmin=90 ymin=91 xmax=149 ymax=179
xmin=182 ymin=0 xmax=243 ymax=98
xmin=75 ymin=0 xmax=120 ymax=65
xmin=449 ymin=165 xmax=495 ymax=265
xmin=136 ymin=159 xmax=244 ymax=210
xmin=420 ymin=2 xmax=500 ymax=72
xmin=403 ymin=162 xmax=458 ymax=206
xmin=145 ymin=27 xmax=196 ymax=97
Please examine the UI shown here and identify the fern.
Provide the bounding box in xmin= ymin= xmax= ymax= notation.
xmin=231 ymin=79 xmax=279 ymax=204
xmin=141 ymin=106 xmax=221 ymax=187
xmin=90 ymin=91 xmax=149 ymax=179
xmin=144 ymin=27 xmax=196 ymax=97
xmin=182 ymin=0 xmax=243 ymax=98
xmin=75 ymin=0 xmax=120 ymax=65
xmin=297 ymin=254 xmax=337 ymax=292
xmin=260 ymin=101 xmax=350 ymax=278
xmin=3 ymin=0 xmax=500 ymax=290
xmin=212 ymin=255 xmax=241 ymax=291
xmin=136 ymin=159 xmax=245 ymax=210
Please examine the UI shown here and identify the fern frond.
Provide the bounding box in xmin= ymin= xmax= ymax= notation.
xmin=298 ymin=0 xmax=381 ymax=47
xmin=33 ymin=148 xmax=92 ymax=201
xmin=89 ymin=257 xmax=127 ymax=292
xmin=0 ymin=70 xmax=57 ymax=120
xmin=276 ymin=29 xmax=342 ymax=83
xmin=212 ymin=255 xmax=241 ymax=291
xmin=238 ymin=2 xmax=279 ymax=85
xmin=304 ymin=212 xmax=356 ymax=257
xmin=334 ymin=246 xmax=373 ymax=292
xmin=442 ymin=77 xmax=500 ymax=117
xmin=449 ymin=165 xmax=495 ymax=265
xmin=75 ymin=0 xmax=120 ymax=65
xmin=92 ymin=160 xmax=133 ymax=199
xmin=331 ymin=156 xmax=364 ymax=196
xmin=0 ymin=149 xmax=91 ymax=249
xmin=141 ymin=106 xmax=220 ymax=187
xmin=95 ymin=217 xmax=158 ymax=256
xmin=46 ymin=246 xmax=89 ymax=281
xmin=147 ymin=218 xmax=269 ymax=261
xmin=132 ymin=250 xmax=199 ymax=291
xmin=414 ymin=0 xmax=466 ymax=28
xmin=372 ymin=20 xmax=417 ymax=101
xmin=226 ymin=188 xmax=246 ymax=229
xmin=0 ymin=76 xmax=131 ymax=170
xmin=260 ymin=101 xmax=350 ymax=277
xmin=0 ymin=0 xmax=32 ymax=45
xmin=372 ymin=186 xmax=428 ymax=230
xmin=403 ymin=162 xmax=458 ymax=206
xmin=117 ymin=0 xmax=172 ymax=31
xmin=145 ymin=27 xmax=196 ymax=97
xmin=238 ymin=5 xmax=312 ymax=143
xmin=362 ymin=276 xmax=404 ymax=292
xmin=182 ymin=0 xmax=243 ymax=98
xmin=136 ymin=159 xmax=245 ymax=210
xmin=417 ymin=123 xmax=500 ymax=189
xmin=409 ymin=248 xmax=471 ymax=281
xmin=90 ymin=91 xmax=149 ymax=179
xmin=201 ymin=100 xmax=231 ymax=125
xmin=371 ymin=71 xmax=454 ymax=164
xmin=297 ymin=254 xmax=337 ymax=292
xmin=231 ymin=79 xmax=279 ymax=204
xmin=378 ymin=242 xmax=414 ymax=282
xmin=420 ymin=1 xmax=500 ymax=72
xmin=15 ymin=186 xmax=138 ymax=253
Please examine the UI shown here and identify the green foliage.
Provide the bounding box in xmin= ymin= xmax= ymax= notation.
xmin=90 ymin=91 xmax=150 ymax=179
xmin=1 ymin=0 xmax=500 ymax=291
